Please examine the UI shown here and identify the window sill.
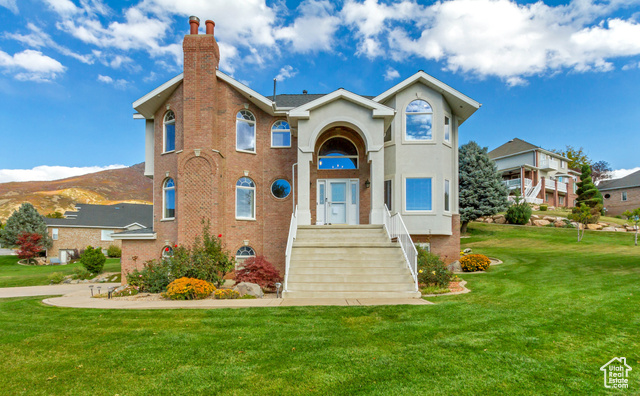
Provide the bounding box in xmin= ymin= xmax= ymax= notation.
xmin=384 ymin=141 xmax=395 ymax=148
xmin=443 ymin=141 xmax=452 ymax=148
xmin=236 ymin=149 xmax=257 ymax=155
xmin=402 ymin=211 xmax=436 ymax=216
xmin=271 ymin=146 xmax=291 ymax=149
xmin=161 ymin=218 xmax=175 ymax=222
xmin=161 ymin=150 xmax=175 ymax=155
xmin=235 ymin=218 xmax=257 ymax=221
xmin=402 ymin=140 xmax=436 ymax=145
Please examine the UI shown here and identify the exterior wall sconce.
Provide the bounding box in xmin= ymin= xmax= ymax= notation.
xmin=364 ymin=179 xmax=371 ymax=188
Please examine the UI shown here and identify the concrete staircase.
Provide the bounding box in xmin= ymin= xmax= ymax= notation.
xmin=283 ymin=225 xmax=420 ymax=299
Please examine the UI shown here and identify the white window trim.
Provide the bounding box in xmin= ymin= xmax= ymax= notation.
xmin=622 ymin=191 xmax=628 ymax=201
xmin=163 ymin=110 xmax=176 ymax=154
xmin=101 ymin=229 xmax=114 ymax=241
xmin=384 ymin=176 xmax=394 ymax=212
xmin=163 ymin=178 xmax=175 ymax=220
xmin=403 ymin=98 xmax=434 ymax=145
xmin=236 ymin=110 xmax=256 ymax=153
xmin=444 ymin=115 xmax=451 ymax=146
xmin=52 ymin=228 xmax=59 ymax=241
xmin=402 ymin=174 xmax=434 ymax=215
xmin=317 ymin=136 xmax=359 ymax=170
xmin=270 ymin=120 xmax=291 ymax=148
xmin=236 ymin=178 xmax=256 ymax=220
xmin=444 ymin=179 xmax=451 ymax=213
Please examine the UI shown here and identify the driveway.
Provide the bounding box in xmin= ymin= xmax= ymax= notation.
xmin=0 ymin=248 xmax=17 ymax=256
xmin=0 ymin=283 xmax=120 ymax=298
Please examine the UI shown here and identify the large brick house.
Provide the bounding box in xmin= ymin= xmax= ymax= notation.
xmin=598 ymin=170 xmax=640 ymax=216
xmin=488 ymin=138 xmax=580 ymax=208
xmin=115 ymin=17 xmax=481 ymax=298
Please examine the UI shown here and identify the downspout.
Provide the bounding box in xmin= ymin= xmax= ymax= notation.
xmin=292 ymin=163 xmax=297 ymax=214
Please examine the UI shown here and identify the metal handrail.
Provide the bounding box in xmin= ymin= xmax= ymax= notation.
xmin=284 ymin=205 xmax=298 ymax=292
xmin=383 ymin=205 xmax=419 ymax=292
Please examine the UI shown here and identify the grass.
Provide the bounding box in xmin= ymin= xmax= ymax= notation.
xmin=531 ymin=209 xmax=631 ymax=226
xmin=0 ymin=256 xmax=121 ymax=287
xmin=0 ymin=225 xmax=639 ymax=394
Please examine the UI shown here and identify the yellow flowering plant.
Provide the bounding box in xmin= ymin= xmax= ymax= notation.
xmin=163 ymin=277 xmax=215 ymax=300
xmin=214 ymin=289 xmax=240 ymax=299
xmin=459 ymin=254 xmax=491 ymax=272
xmin=416 ymin=245 xmax=452 ymax=287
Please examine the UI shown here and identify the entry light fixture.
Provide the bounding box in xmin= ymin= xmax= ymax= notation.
xmin=364 ymin=179 xmax=371 ymax=189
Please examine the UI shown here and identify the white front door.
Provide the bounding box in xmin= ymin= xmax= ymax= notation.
xmin=316 ymin=179 xmax=359 ymax=225
xmin=60 ymin=250 xmax=68 ymax=264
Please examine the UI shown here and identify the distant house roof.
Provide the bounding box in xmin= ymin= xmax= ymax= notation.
xmin=488 ymin=138 xmax=540 ymax=159
xmin=44 ymin=203 xmax=152 ymax=229
xmin=598 ymin=170 xmax=640 ymax=191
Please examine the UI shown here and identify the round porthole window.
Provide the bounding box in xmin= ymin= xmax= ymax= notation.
xmin=271 ymin=179 xmax=291 ymax=199
xmin=604 ymin=193 xmax=611 ymax=199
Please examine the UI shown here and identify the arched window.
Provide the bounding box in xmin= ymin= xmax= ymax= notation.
xmin=164 ymin=110 xmax=176 ymax=152
xmin=318 ymin=137 xmax=358 ymax=170
xmin=235 ymin=246 xmax=255 ymax=267
xmin=162 ymin=246 xmax=174 ymax=258
xmin=163 ymin=178 xmax=175 ymax=219
xmin=236 ymin=110 xmax=256 ymax=152
xmin=236 ymin=177 xmax=255 ymax=219
xmin=271 ymin=120 xmax=291 ymax=148
xmin=405 ymin=99 xmax=432 ymax=141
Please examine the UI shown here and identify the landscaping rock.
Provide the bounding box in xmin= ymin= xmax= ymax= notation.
xmin=587 ymin=224 xmax=602 ymax=230
xmin=234 ymin=282 xmax=264 ymax=298
xmin=447 ymin=261 xmax=462 ymax=273
xmin=614 ymin=228 xmax=626 ymax=232
xmin=601 ymin=227 xmax=616 ymax=232
xmin=543 ymin=216 xmax=557 ymax=222
xmin=530 ymin=215 xmax=540 ymax=220
xmin=626 ymin=226 xmax=638 ymax=232
xmin=463 ymin=248 xmax=472 ymax=254
xmin=547 ymin=206 xmax=556 ymax=210
xmin=533 ymin=219 xmax=551 ymax=226
xmin=553 ymin=220 xmax=565 ymax=228
xmin=484 ymin=218 xmax=494 ymax=223
xmin=494 ymin=217 xmax=507 ymax=224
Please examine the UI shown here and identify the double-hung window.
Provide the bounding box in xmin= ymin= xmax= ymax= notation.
xmin=236 ymin=177 xmax=256 ymax=219
xmin=271 ymin=120 xmax=291 ymax=148
xmin=236 ymin=110 xmax=256 ymax=152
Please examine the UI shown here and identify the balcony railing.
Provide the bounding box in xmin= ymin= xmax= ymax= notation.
xmin=540 ymin=158 xmax=559 ymax=170
xmin=503 ymin=178 xmax=532 ymax=190
xmin=545 ymin=180 xmax=567 ymax=193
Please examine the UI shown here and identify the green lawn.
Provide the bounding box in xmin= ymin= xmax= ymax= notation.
xmin=531 ymin=209 xmax=632 ymax=226
xmin=0 ymin=225 xmax=638 ymax=395
xmin=0 ymin=256 xmax=121 ymax=287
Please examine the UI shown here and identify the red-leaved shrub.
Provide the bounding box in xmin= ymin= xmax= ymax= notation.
xmin=17 ymin=233 xmax=44 ymax=264
xmin=235 ymin=255 xmax=282 ymax=290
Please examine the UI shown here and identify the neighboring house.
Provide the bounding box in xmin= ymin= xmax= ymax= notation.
xmin=488 ymin=138 xmax=580 ymax=208
xmin=598 ymin=170 xmax=640 ymax=216
xmin=115 ymin=17 xmax=481 ymax=298
xmin=45 ymin=203 xmax=152 ymax=263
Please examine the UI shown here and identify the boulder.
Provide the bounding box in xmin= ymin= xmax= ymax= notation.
xmin=530 ymin=215 xmax=540 ymax=220
xmin=447 ymin=261 xmax=462 ymax=273
xmin=234 ymin=282 xmax=264 ymax=298
xmin=492 ymin=214 xmax=505 ymax=220
xmin=586 ymin=224 xmax=602 ymax=230
xmin=494 ymin=216 xmax=507 ymax=224
xmin=547 ymin=206 xmax=556 ymax=210
xmin=614 ymin=228 xmax=626 ymax=232
xmin=601 ymin=227 xmax=616 ymax=232
xmin=463 ymin=248 xmax=472 ymax=254
xmin=626 ymin=226 xmax=638 ymax=232
xmin=543 ymin=216 xmax=557 ymax=222
xmin=553 ymin=220 xmax=565 ymax=228
xmin=533 ymin=219 xmax=551 ymax=226
xmin=484 ymin=218 xmax=494 ymax=223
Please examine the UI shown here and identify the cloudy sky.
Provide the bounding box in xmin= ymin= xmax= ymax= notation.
xmin=0 ymin=0 xmax=639 ymax=182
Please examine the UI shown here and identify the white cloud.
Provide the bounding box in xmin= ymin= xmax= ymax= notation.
xmin=44 ymin=0 xmax=81 ymax=16
xmin=276 ymin=65 xmax=297 ymax=81
xmin=622 ymin=61 xmax=640 ymax=70
xmin=610 ymin=167 xmax=640 ymax=180
xmin=0 ymin=165 xmax=127 ymax=183
xmin=0 ymin=0 xmax=18 ymax=14
xmin=384 ymin=66 xmax=400 ymax=81
xmin=275 ymin=0 xmax=341 ymax=53
xmin=97 ymin=74 xmax=129 ymax=89
xmin=6 ymin=23 xmax=93 ymax=64
xmin=0 ymin=49 xmax=66 ymax=82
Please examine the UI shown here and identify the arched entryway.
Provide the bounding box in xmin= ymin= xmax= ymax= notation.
xmin=310 ymin=126 xmax=370 ymax=225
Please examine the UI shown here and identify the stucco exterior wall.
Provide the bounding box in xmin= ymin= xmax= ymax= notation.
xmin=495 ymin=152 xmax=536 ymax=170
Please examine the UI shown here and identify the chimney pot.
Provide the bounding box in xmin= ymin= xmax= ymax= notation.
xmin=303 ymin=90 xmax=308 ymax=94
xmin=189 ymin=16 xmax=200 ymax=35
xmin=205 ymin=20 xmax=215 ymax=35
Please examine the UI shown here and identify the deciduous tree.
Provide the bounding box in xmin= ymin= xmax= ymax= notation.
xmin=591 ymin=160 xmax=612 ymax=184
xmin=16 ymin=233 xmax=44 ymax=264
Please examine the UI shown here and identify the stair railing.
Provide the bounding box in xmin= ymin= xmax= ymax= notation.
xmin=284 ymin=206 xmax=298 ymax=292
xmin=383 ymin=205 xmax=419 ymax=292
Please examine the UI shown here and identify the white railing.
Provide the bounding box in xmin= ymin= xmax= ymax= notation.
xmin=546 ymin=179 xmax=555 ymax=190
xmin=283 ymin=206 xmax=298 ymax=292
xmin=557 ymin=182 xmax=567 ymax=193
xmin=527 ymin=181 xmax=542 ymax=202
xmin=503 ymin=178 xmax=532 ymax=190
xmin=540 ymin=159 xmax=559 ymax=170
xmin=383 ymin=205 xmax=419 ymax=292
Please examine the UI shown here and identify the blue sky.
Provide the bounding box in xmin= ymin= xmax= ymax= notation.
xmin=1 ymin=0 xmax=639 ymax=182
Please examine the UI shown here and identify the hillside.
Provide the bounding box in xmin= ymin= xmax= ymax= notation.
xmin=0 ymin=163 xmax=152 ymax=222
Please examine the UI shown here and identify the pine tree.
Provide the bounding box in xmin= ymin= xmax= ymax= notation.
xmin=0 ymin=203 xmax=52 ymax=248
xmin=573 ymin=164 xmax=603 ymax=223
xmin=459 ymin=141 xmax=509 ymax=233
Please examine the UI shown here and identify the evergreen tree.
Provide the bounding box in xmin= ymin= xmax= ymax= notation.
xmin=459 ymin=141 xmax=509 ymax=233
xmin=573 ymin=164 xmax=603 ymax=223
xmin=0 ymin=203 xmax=52 ymax=248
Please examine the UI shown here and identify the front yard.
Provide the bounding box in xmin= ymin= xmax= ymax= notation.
xmin=0 ymin=224 xmax=638 ymax=394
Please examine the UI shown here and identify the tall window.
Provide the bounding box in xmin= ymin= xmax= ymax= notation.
xmin=271 ymin=120 xmax=291 ymax=148
xmin=444 ymin=179 xmax=450 ymax=212
xmin=384 ymin=180 xmax=392 ymax=211
xmin=622 ymin=191 xmax=628 ymax=201
xmin=405 ymin=177 xmax=432 ymax=211
xmin=444 ymin=116 xmax=450 ymax=143
xmin=52 ymin=228 xmax=59 ymax=240
xmin=236 ymin=110 xmax=256 ymax=152
xmin=163 ymin=178 xmax=175 ymax=219
xmin=164 ymin=110 xmax=175 ymax=153
xmin=236 ymin=177 xmax=256 ymax=219
xmin=405 ymin=100 xmax=432 ymax=141
xmin=318 ymin=137 xmax=358 ymax=170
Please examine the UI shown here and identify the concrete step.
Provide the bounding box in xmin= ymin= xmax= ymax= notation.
xmin=291 ymin=247 xmax=403 ymax=256
xmin=287 ymin=274 xmax=414 ymax=283
xmin=283 ymin=290 xmax=422 ymax=299
xmin=286 ymin=282 xmax=415 ymax=292
xmin=295 ymin=234 xmax=389 ymax=242
xmin=292 ymin=242 xmax=399 ymax=248
xmin=290 ymin=260 xmax=406 ymax=269
xmin=289 ymin=266 xmax=407 ymax=275
xmin=298 ymin=225 xmax=384 ymax=230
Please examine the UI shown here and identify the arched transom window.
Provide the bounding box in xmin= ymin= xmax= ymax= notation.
xmin=236 ymin=177 xmax=256 ymax=219
xmin=163 ymin=178 xmax=175 ymax=219
xmin=318 ymin=137 xmax=358 ymax=170
xmin=164 ymin=110 xmax=176 ymax=152
xmin=405 ymin=99 xmax=432 ymax=141
xmin=235 ymin=246 xmax=256 ymax=267
xmin=271 ymin=120 xmax=291 ymax=148
xmin=236 ymin=110 xmax=256 ymax=152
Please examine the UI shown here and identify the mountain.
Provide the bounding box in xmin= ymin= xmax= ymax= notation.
xmin=0 ymin=163 xmax=152 ymax=222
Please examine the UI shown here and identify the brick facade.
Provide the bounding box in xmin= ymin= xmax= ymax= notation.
xmin=47 ymin=227 xmax=121 ymax=259
xmin=602 ymin=186 xmax=640 ymax=216
xmin=411 ymin=215 xmax=460 ymax=264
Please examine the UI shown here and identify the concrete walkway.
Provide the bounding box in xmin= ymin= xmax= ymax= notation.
xmin=0 ymin=283 xmax=120 ymax=298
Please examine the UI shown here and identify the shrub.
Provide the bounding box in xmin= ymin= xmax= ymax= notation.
xmin=68 ymin=249 xmax=80 ymax=262
xmin=112 ymin=286 xmax=139 ymax=297
xmin=214 ymin=289 xmax=240 ymax=299
xmin=416 ymin=246 xmax=452 ymax=287
xmin=126 ymin=260 xmax=172 ymax=293
xmin=107 ymin=245 xmax=121 ymax=258
xmin=80 ymin=246 xmax=106 ymax=274
xmin=48 ymin=272 xmax=65 ymax=284
xmin=72 ymin=266 xmax=93 ymax=280
xmin=239 ymin=294 xmax=257 ymax=299
xmin=235 ymin=255 xmax=282 ymax=290
xmin=540 ymin=204 xmax=548 ymax=211
xmin=17 ymin=233 xmax=44 ymax=264
xmin=505 ymin=195 xmax=532 ymax=225
xmin=164 ymin=277 xmax=215 ymax=300
xmin=460 ymin=254 xmax=491 ymax=272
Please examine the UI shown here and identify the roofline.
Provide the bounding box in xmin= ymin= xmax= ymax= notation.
xmin=598 ymin=184 xmax=640 ymax=191
xmin=215 ymin=70 xmax=275 ymax=114
xmin=490 ymin=149 xmax=536 ymax=161
xmin=289 ymin=88 xmax=395 ymax=120
xmin=46 ymin=225 xmax=126 ymax=229
xmin=124 ymin=222 xmax=147 ymax=229
xmin=490 ymin=146 xmax=570 ymax=162
xmin=133 ymin=73 xmax=184 ymax=110
xmin=111 ymin=233 xmax=157 ymax=240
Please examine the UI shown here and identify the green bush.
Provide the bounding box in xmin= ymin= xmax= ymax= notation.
xmin=416 ymin=245 xmax=452 ymax=288
xmin=540 ymin=204 xmax=548 ymax=211
xmin=505 ymin=196 xmax=532 ymax=225
xmin=107 ymin=245 xmax=121 ymax=258
xmin=80 ymin=246 xmax=106 ymax=274
xmin=112 ymin=286 xmax=139 ymax=298
xmin=127 ymin=260 xmax=172 ymax=293
xmin=72 ymin=266 xmax=92 ymax=280
xmin=48 ymin=272 xmax=65 ymax=284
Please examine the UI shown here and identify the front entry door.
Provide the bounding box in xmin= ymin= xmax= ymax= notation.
xmin=317 ymin=179 xmax=359 ymax=225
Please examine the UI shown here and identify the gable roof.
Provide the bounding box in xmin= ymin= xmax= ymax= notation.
xmin=44 ymin=203 xmax=153 ymax=229
xmin=373 ymin=70 xmax=480 ymax=124
xmin=598 ymin=169 xmax=640 ymax=191
xmin=488 ymin=138 xmax=539 ymax=159
xmin=288 ymin=88 xmax=395 ymax=120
